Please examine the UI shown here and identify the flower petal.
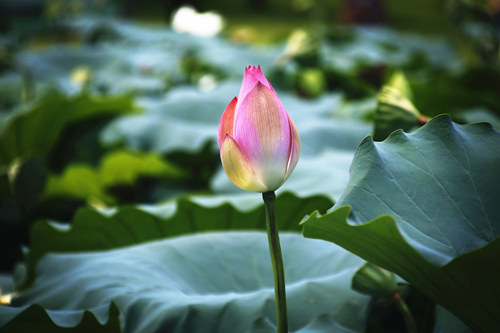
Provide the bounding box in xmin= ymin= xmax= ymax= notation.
xmin=217 ymin=97 xmax=237 ymax=149
xmin=220 ymin=134 xmax=268 ymax=192
xmin=284 ymin=115 xmax=301 ymax=181
xmin=233 ymin=82 xmax=291 ymax=190
xmin=237 ymin=65 xmax=275 ymax=107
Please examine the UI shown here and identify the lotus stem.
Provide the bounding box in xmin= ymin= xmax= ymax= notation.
xmin=263 ymin=191 xmax=288 ymax=333
xmin=392 ymin=291 xmax=417 ymax=333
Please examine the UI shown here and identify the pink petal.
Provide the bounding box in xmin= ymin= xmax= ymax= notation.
xmin=237 ymin=66 xmax=275 ymax=108
xmin=283 ymin=114 xmax=301 ymax=182
xmin=217 ymin=97 xmax=237 ymax=149
xmin=219 ymin=134 xmax=268 ymax=192
xmin=233 ymin=82 xmax=291 ymax=190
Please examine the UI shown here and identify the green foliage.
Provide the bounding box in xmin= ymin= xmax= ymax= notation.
xmin=410 ymin=68 xmax=500 ymax=117
xmin=23 ymin=192 xmax=332 ymax=288
xmin=304 ymin=208 xmax=500 ymax=333
xmin=0 ymin=93 xmax=138 ymax=270
xmin=0 ymin=303 xmax=120 ymax=333
xmin=0 ymin=93 xmax=137 ymax=167
xmin=7 ymin=232 xmax=368 ymax=333
xmin=42 ymin=150 xmax=186 ymax=204
xmin=302 ymin=116 xmax=500 ymax=332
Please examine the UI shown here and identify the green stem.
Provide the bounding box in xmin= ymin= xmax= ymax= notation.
xmin=392 ymin=291 xmax=417 ymax=333
xmin=263 ymin=191 xmax=288 ymax=333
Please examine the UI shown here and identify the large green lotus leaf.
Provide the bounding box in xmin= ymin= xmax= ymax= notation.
xmin=303 ymin=208 xmax=500 ymax=333
xmin=0 ymin=303 xmax=120 ymax=333
xmin=24 ymin=192 xmax=332 ymax=287
xmin=339 ymin=115 xmax=499 ymax=265
xmin=302 ymin=115 xmax=500 ymax=332
xmin=0 ymin=93 xmax=136 ymax=166
xmin=7 ymin=232 xmax=369 ymax=333
xmin=42 ymin=150 xmax=185 ymax=204
xmin=433 ymin=306 xmax=473 ymax=333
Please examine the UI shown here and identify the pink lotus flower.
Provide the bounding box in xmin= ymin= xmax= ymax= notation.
xmin=218 ymin=66 xmax=300 ymax=192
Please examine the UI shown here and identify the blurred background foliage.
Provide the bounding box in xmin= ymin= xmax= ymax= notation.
xmin=0 ymin=0 xmax=499 ymax=332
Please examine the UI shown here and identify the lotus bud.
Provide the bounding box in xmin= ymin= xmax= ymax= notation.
xmin=218 ymin=65 xmax=300 ymax=192
xmin=352 ymin=262 xmax=397 ymax=297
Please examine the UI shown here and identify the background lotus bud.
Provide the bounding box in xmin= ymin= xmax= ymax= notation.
xmin=218 ymin=65 xmax=300 ymax=193
xmin=352 ymin=262 xmax=397 ymax=297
